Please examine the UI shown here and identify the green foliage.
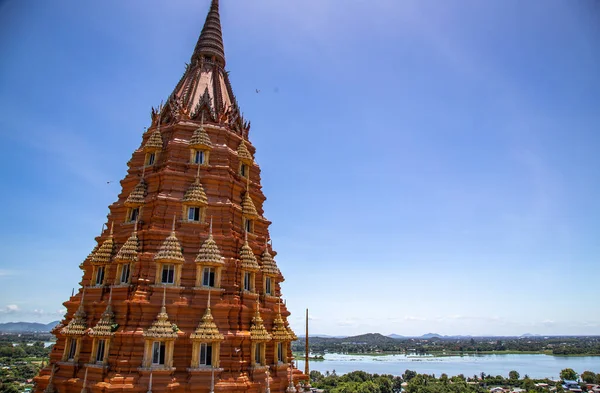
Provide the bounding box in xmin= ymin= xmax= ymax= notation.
xmin=580 ymin=370 xmax=596 ymax=383
xmin=509 ymin=370 xmax=520 ymax=380
xmin=559 ymin=368 xmax=578 ymax=381
xmin=310 ymin=369 xmax=589 ymax=393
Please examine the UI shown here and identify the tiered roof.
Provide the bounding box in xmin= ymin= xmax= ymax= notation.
xmin=89 ymin=292 xmax=115 ymax=337
xmin=240 ymin=235 xmax=260 ymax=272
xmin=237 ymin=140 xmax=253 ymax=163
xmin=271 ymin=303 xmax=293 ymax=342
xmin=91 ymin=224 xmax=114 ymax=265
xmin=195 ymin=220 xmax=224 ymax=266
xmin=183 ymin=166 xmax=208 ymax=206
xmin=261 ymin=240 xmax=280 ymax=277
xmin=190 ymin=292 xmax=223 ymax=341
xmin=143 ymin=288 xmax=179 ymax=339
xmin=115 ymin=224 xmax=139 ymax=262
xmin=144 ymin=129 xmax=164 ymax=152
xmin=189 ymin=117 xmax=212 ymax=149
xmin=154 ymin=218 xmax=185 ymax=263
xmin=61 ymin=293 xmax=87 ymax=336
xmin=250 ymin=300 xmax=271 ymax=342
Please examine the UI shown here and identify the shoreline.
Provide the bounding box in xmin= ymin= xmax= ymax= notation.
xmin=294 ymin=351 xmax=600 ymax=358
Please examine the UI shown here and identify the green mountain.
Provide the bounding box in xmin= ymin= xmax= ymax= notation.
xmin=0 ymin=321 xmax=59 ymax=333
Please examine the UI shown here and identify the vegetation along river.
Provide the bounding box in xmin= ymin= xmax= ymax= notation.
xmin=295 ymin=353 xmax=599 ymax=379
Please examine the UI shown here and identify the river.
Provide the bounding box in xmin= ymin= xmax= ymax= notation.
xmin=295 ymin=353 xmax=599 ymax=380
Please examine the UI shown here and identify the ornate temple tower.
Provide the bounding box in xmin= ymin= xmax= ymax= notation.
xmin=33 ymin=1 xmax=307 ymax=392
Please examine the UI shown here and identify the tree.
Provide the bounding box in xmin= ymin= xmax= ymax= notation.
xmin=509 ymin=370 xmax=520 ymax=380
xmin=403 ymin=370 xmax=417 ymax=382
xmin=560 ymin=368 xmax=578 ymax=381
xmin=581 ymin=371 xmax=596 ymax=384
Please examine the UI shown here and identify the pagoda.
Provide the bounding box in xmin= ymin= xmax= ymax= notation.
xmin=33 ymin=1 xmax=307 ymax=392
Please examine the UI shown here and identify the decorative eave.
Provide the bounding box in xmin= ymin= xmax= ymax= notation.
xmin=144 ymin=129 xmax=164 ymax=152
xmin=182 ymin=180 xmax=208 ymax=206
xmin=250 ymin=301 xmax=271 ymax=342
xmin=115 ymin=226 xmax=139 ymax=262
xmin=89 ymin=294 xmax=116 ymax=337
xmin=61 ymin=294 xmax=87 ymax=337
xmin=143 ymin=288 xmax=180 ymax=339
xmin=190 ymin=292 xmax=223 ymax=341
xmin=195 ymin=220 xmax=224 ymax=266
xmin=241 ymin=192 xmax=259 ymax=218
xmin=271 ymin=304 xmax=292 ymax=342
xmin=189 ymin=119 xmax=213 ymax=150
xmin=125 ymin=180 xmax=147 ymax=207
xmin=261 ymin=240 xmax=280 ymax=277
xmin=91 ymin=224 xmax=115 ymax=265
xmin=286 ymin=324 xmax=298 ymax=341
xmin=237 ymin=140 xmax=253 ymax=164
xmin=239 ymin=236 xmax=260 ymax=272
xmin=154 ymin=218 xmax=185 ymax=263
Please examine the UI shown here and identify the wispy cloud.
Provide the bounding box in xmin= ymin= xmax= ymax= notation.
xmin=0 ymin=304 xmax=20 ymax=314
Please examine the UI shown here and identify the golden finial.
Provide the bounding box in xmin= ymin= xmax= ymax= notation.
xmin=141 ymin=164 xmax=146 ymax=179
xmin=134 ymin=219 xmax=139 ymax=233
xmin=147 ymin=372 xmax=153 ymax=393
xmin=108 ymin=287 xmax=113 ymax=305
xmin=109 ymin=222 xmax=114 ymax=236
xmin=160 ymin=285 xmax=167 ymax=314
xmin=171 ymin=214 xmax=176 ymax=233
xmin=209 ymin=216 xmax=213 ymax=236
xmin=207 ymin=289 xmax=211 ymax=309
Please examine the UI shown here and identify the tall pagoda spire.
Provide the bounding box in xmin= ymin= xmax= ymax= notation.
xmin=34 ymin=1 xmax=307 ymax=391
xmin=191 ymin=0 xmax=225 ymax=67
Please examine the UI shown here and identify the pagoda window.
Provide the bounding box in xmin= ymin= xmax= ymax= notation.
xmin=155 ymin=263 xmax=182 ymax=287
xmin=145 ymin=152 xmax=156 ymax=166
xmin=95 ymin=266 xmax=105 ymax=286
xmin=265 ymin=276 xmax=273 ymax=296
xmin=199 ymin=343 xmax=213 ymax=366
xmin=191 ymin=149 xmax=208 ymax=166
xmin=119 ymin=263 xmax=131 ymax=284
xmin=187 ymin=206 xmax=204 ymax=222
xmin=252 ymin=342 xmax=266 ymax=366
xmin=95 ymin=339 xmax=106 ymax=363
xmin=243 ymin=271 xmax=254 ymax=292
xmin=277 ymin=342 xmax=284 ymax=363
xmin=240 ymin=163 xmax=248 ymax=178
xmin=127 ymin=207 xmax=140 ymax=223
xmin=62 ymin=337 xmax=81 ymax=362
xmin=161 ymin=264 xmax=175 ymax=285
xmin=151 ymin=341 xmax=166 ymax=366
xmin=243 ymin=217 xmax=253 ymax=233
xmin=202 ymin=267 xmax=216 ymax=287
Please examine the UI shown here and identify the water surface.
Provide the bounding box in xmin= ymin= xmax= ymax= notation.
xmin=296 ymin=353 xmax=599 ymax=379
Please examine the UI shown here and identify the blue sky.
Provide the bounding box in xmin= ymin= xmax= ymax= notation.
xmin=0 ymin=0 xmax=598 ymax=336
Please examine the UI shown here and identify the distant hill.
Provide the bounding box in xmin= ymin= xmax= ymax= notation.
xmin=341 ymin=333 xmax=400 ymax=345
xmin=0 ymin=321 xmax=59 ymax=333
xmin=421 ymin=333 xmax=442 ymax=339
xmin=388 ymin=334 xmax=406 ymax=339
